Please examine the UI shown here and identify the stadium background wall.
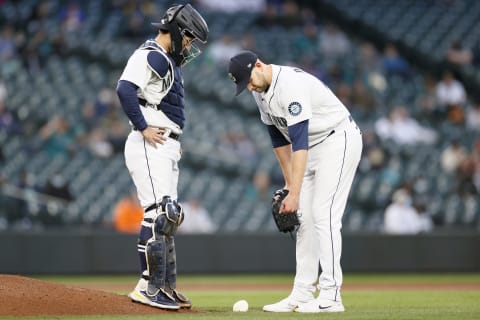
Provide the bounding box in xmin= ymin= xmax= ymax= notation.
xmin=0 ymin=231 xmax=479 ymax=274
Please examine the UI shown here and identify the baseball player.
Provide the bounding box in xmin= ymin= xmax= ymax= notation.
xmin=228 ymin=51 xmax=362 ymax=313
xmin=116 ymin=4 xmax=208 ymax=310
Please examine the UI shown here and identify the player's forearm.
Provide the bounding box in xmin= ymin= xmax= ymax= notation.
xmin=289 ymin=149 xmax=308 ymax=197
xmin=273 ymin=144 xmax=293 ymax=188
xmin=116 ymin=80 xmax=147 ymax=131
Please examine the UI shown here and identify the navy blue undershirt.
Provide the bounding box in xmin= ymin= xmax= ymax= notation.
xmin=116 ymin=51 xmax=171 ymax=131
xmin=267 ymin=119 xmax=309 ymax=151
xmin=116 ymin=80 xmax=147 ymax=131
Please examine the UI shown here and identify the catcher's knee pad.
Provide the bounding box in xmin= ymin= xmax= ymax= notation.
xmin=146 ymin=237 xmax=167 ymax=290
xmin=152 ymin=196 xmax=184 ymax=238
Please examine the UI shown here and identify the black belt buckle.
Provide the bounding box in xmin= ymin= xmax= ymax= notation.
xmin=139 ymin=98 xmax=159 ymax=110
xmin=132 ymin=127 xmax=180 ymax=141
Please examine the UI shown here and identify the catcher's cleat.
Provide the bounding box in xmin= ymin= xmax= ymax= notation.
xmin=295 ymin=298 xmax=345 ymax=313
xmin=130 ymin=288 xmax=180 ymax=310
xmin=172 ymin=289 xmax=192 ymax=309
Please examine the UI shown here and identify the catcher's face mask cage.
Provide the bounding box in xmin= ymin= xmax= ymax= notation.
xmin=179 ymin=30 xmax=203 ymax=66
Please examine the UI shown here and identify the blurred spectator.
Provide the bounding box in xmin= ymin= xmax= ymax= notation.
xmin=218 ymin=130 xmax=258 ymax=166
xmin=58 ymin=1 xmax=86 ymax=33
xmin=246 ymin=170 xmax=272 ymax=201
xmin=412 ymin=196 xmax=434 ymax=231
xmin=207 ymin=34 xmax=242 ymax=66
xmin=415 ymin=74 xmax=438 ymax=122
xmin=380 ymin=157 xmax=402 ymax=188
xmin=0 ymin=87 xmax=20 ymax=135
xmin=276 ymin=0 xmax=303 ymax=29
xmin=0 ymin=25 xmax=17 ymax=61
xmin=374 ymin=106 xmax=437 ymax=145
xmin=471 ymin=138 xmax=480 ymax=193
xmin=94 ymin=88 xmax=117 ymax=117
xmin=178 ymin=198 xmax=216 ymax=234
xmin=473 ymin=43 xmax=480 ymax=67
xmin=43 ymin=173 xmax=74 ymax=202
xmin=240 ymin=33 xmax=257 ymax=52
xmin=75 ymin=101 xmax=98 ymax=140
xmin=39 ymin=115 xmax=76 ymax=158
xmin=88 ymin=128 xmax=114 ymax=159
xmin=355 ymin=42 xmax=386 ymax=94
xmin=123 ymin=12 xmax=147 ymax=41
xmin=456 ymin=157 xmax=477 ymax=196
xmin=465 ymin=99 xmax=480 ymax=131
xmin=292 ymin=22 xmax=319 ymax=59
xmin=319 ymin=23 xmax=351 ymax=62
xmin=384 ymin=188 xmax=432 ymax=234
xmin=112 ymin=190 xmax=143 ymax=234
xmin=108 ymin=117 xmax=129 ymax=154
xmin=446 ymin=39 xmax=472 ymax=67
xmin=255 ymin=0 xmax=302 ymax=29
xmin=382 ymin=43 xmax=410 ymax=78
xmin=255 ymin=2 xmax=279 ymax=29
xmin=435 ymin=71 xmax=466 ymax=123
xmin=198 ymin=0 xmax=265 ymax=13
xmin=440 ymin=139 xmax=468 ymax=173
xmin=0 ymin=80 xmax=6 ymax=102
xmin=335 ymin=82 xmax=352 ymax=106
xmin=358 ymin=129 xmax=386 ymax=172
xmin=351 ymin=78 xmax=376 ymax=112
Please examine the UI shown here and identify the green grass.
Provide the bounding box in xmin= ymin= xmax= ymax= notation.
xmin=3 ymin=274 xmax=479 ymax=320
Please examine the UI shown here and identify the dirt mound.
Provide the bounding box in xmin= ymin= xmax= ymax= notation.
xmin=0 ymin=274 xmax=196 ymax=316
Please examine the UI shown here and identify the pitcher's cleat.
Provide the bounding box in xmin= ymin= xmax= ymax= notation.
xmin=295 ymin=298 xmax=345 ymax=313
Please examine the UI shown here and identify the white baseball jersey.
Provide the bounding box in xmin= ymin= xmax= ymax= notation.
xmin=252 ymin=65 xmax=350 ymax=146
xmin=119 ymin=42 xmax=182 ymax=134
xmin=252 ymin=64 xmax=362 ymax=304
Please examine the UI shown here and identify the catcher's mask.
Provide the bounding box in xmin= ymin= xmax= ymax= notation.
xmin=152 ymin=3 xmax=209 ymax=66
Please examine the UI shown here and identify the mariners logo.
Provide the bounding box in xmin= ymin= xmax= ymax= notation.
xmin=288 ymin=102 xmax=302 ymax=116
xmin=228 ymin=72 xmax=237 ymax=83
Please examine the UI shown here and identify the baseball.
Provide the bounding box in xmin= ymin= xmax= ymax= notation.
xmin=232 ymin=299 xmax=249 ymax=312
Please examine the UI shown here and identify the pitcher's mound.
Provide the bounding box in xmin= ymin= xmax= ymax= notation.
xmin=0 ymin=274 xmax=197 ymax=316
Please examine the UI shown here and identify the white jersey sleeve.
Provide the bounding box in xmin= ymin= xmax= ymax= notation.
xmin=278 ymin=68 xmax=313 ymax=126
xmin=119 ymin=49 xmax=151 ymax=89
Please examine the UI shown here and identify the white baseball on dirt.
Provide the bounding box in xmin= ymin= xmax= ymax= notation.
xmin=233 ymin=299 xmax=249 ymax=312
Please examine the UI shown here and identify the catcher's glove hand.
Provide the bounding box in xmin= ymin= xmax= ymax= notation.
xmin=271 ymin=189 xmax=300 ymax=233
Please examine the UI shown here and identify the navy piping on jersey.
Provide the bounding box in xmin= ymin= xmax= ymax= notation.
xmin=143 ymin=139 xmax=158 ymax=210
xmin=329 ymin=130 xmax=347 ymax=297
xmin=288 ymin=120 xmax=309 ymax=151
xmin=267 ymin=67 xmax=282 ymax=108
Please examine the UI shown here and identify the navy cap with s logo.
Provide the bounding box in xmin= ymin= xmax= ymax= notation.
xmin=228 ymin=51 xmax=258 ymax=96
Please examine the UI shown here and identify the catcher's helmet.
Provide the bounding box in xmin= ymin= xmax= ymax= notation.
xmin=152 ymin=4 xmax=208 ymax=66
xmin=152 ymin=4 xmax=208 ymax=43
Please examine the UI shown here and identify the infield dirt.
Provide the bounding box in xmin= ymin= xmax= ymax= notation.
xmin=0 ymin=274 xmax=198 ymax=316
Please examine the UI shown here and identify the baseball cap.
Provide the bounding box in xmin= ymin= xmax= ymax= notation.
xmin=228 ymin=51 xmax=258 ymax=96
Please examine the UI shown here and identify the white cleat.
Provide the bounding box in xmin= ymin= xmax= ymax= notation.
xmin=263 ymin=295 xmax=313 ymax=312
xmin=295 ymin=298 xmax=345 ymax=313
xmin=128 ymin=278 xmax=148 ymax=303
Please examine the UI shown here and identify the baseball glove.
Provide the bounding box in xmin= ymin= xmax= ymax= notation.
xmin=271 ymin=189 xmax=300 ymax=233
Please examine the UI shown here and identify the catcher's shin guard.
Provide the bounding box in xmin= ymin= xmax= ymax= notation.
xmin=146 ymin=237 xmax=167 ymax=292
xmin=165 ymin=236 xmax=177 ymax=291
xmin=137 ymin=225 xmax=152 ymax=275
